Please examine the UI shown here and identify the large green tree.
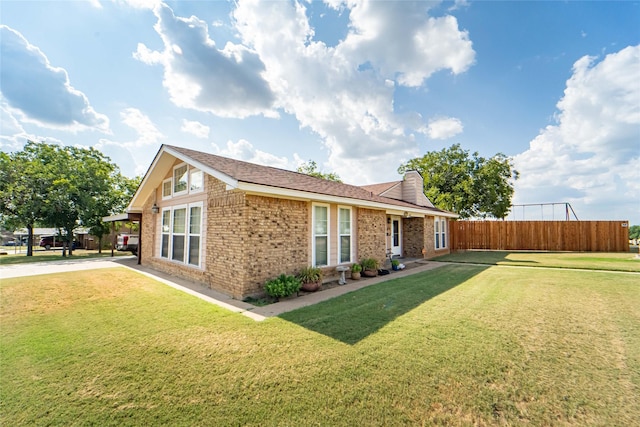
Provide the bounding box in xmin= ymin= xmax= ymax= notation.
xmin=0 ymin=144 xmax=57 ymax=255
xmin=0 ymin=141 xmax=137 ymax=256
xmin=297 ymin=160 xmax=342 ymax=182
xmin=398 ymin=144 xmax=519 ymax=219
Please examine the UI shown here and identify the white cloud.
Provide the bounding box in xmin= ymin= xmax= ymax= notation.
xmin=340 ymin=1 xmax=475 ymax=87
xmin=181 ymin=119 xmax=210 ymax=139
xmin=426 ymin=117 xmax=463 ymax=140
xmin=232 ymin=0 xmax=475 ymax=184
xmin=513 ymin=45 xmax=640 ymax=222
xmin=212 ymin=139 xmax=292 ymax=170
xmin=96 ymin=108 xmax=164 ymax=176
xmin=133 ymin=3 xmax=276 ymax=118
xmin=0 ymin=25 xmax=110 ymax=133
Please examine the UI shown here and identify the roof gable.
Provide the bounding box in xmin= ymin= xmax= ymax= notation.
xmin=129 ymin=144 xmax=456 ymax=217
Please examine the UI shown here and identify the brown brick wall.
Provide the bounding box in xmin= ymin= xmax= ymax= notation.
xmin=356 ymin=207 xmax=386 ymax=265
xmin=241 ymin=195 xmax=309 ymax=297
xmin=402 ymin=217 xmax=425 ymax=258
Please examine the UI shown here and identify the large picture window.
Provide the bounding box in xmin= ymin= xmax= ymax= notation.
xmin=160 ymin=203 xmax=203 ymax=267
xmin=338 ymin=207 xmax=352 ymax=263
xmin=435 ymin=217 xmax=447 ymax=249
xmin=313 ymin=205 xmax=328 ymax=266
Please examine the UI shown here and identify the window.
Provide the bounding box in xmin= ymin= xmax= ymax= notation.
xmin=188 ymin=205 xmax=202 ymax=266
xmin=173 ymin=164 xmax=188 ymax=195
xmin=435 ymin=217 xmax=447 ymax=249
xmin=190 ymin=170 xmax=203 ymax=193
xmin=162 ymin=179 xmax=172 ymax=199
xmin=172 ymin=207 xmax=187 ymax=262
xmin=313 ymin=205 xmax=328 ymax=266
xmin=338 ymin=207 xmax=352 ymax=263
xmin=160 ymin=204 xmax=203 ymax=267
xmin=161 ymin=209 xmax=170 ymax=258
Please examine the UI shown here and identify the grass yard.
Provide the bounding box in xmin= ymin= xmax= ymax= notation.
xmin=434 ymin=250 xmax=640 ymax=272
xmin=1 ymin=264 xmax=639 ymax=426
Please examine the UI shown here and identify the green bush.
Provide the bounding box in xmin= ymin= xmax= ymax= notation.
xmin=350 ymin=263 xmax=362 ymax=273
xmin=297 ymin=266 xmax=323 ymax=284
xmin=360 ymin=258 xmax=379 ymax=271
xmin=264 ymin=274 xmax=301 ymax=300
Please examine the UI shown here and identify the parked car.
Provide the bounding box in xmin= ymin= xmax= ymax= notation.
xmin=39 ymin=236 xmax=78 ymax=250
xmin=4 ymin=240 xmax=16 ymax=246
xmin=116 ymin=234 xmax=139 ymax=255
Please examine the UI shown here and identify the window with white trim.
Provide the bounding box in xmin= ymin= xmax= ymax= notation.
xmin=162 ymin=179 xmax=172 ymax=199
xmin=188 ymin=204 xmax=202 ymax=266
xmin=338 ymin=207 xmax=352 ymax=263
xmin=190 ymin=169 xmax=203 ymax=193
xmin=161 ymin=209 xmax=170 ymax=258
xmin=172 ymin=207 xmax=187 ymax=262
xmin=434 ymin=217 xmax=447 ymax=249
xmin=160 ymin=204 xmax=203 ymax=267
xmin=313 ymin=204 xmax=329 ymax=266
xmin=173 ymin=164 xmax=188 ymax=195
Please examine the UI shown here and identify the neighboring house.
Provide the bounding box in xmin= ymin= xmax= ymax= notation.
xmin=123 ymin=144 xmax=457 ymax=299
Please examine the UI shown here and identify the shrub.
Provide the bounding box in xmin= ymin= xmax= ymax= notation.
xmin=350 ymin=263 xmax=362 ymax=273
xmin=264 ymin=274 xmax=301 ymax=300
xmin=360 ymin=258 xmax=379 ymax=271
xmin=297 ymin=266 xmax=323 ymax=284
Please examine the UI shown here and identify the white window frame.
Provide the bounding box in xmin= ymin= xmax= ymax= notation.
xmin=190 ymin=169 xmax=203 ymax=193
xmin=159 ymin=203 xmax=204 ymax=268
xmin=338 ymin=206 xmax=352 ymax=264
xmin=434 ymin=216 xmax=447 ymax=249
xmin=162 ymin=178 xmax=172 ymax=200
xmin=187 ymin=202 xmax=203 ymax=267
xmin=173 ymin=163 xmax=189 ymax=196
xmin=171 ymin=205 xmax=188 ymax=263
xmin=160 ymin=208 xmax=171 ymax=259
xmin=312 ymin=203 xmax=330 ymax=267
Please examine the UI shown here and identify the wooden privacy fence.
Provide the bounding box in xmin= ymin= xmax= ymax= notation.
xmin=449 ymin=220 xmax=629 ymax=252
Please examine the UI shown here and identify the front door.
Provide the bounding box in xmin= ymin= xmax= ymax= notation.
xmin=391 ymin=217 xmax=402 ymax=256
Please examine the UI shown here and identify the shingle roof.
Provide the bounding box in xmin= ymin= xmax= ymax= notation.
xmin=360 ymin=181 xmax=401 ymax=196
xmin=166 ymin=144 xmax=453 ymax=215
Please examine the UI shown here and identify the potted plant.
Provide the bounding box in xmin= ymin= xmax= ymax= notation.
xmin=391 ymin=259 xmax=400 ymax=271
xmin=264 ymin=274 xmax=301 ymax=301
xmin=360 ymin=258 xmax=379 ymax=277
xmin=297 ymin=266 xmax=323 ymax=292
xmin=350 ymin=263 xmax=362 ymax=280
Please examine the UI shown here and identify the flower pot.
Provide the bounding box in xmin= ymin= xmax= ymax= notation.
xmin=351 ymin=271 xmax=361 ymax=280
xmin=301 ymin=281 xmax=322 ymax=292
xmin=362 ymin=269 xmax=378 ymax=277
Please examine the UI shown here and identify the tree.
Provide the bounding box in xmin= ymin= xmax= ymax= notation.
xmin=0 ymin=141 xmax=137 ymax=257
xmin=398 ymin=144 xmax=519 ymax=219
xmin=297 ymin=160 xmax=342 ymax=182
xmin=85 ymin=174 xmax=141 ymax=253
xmin=629 ymin=225 xmax=640 ymax=241
xmin=0 ymin=143 xmax=56 ymax=256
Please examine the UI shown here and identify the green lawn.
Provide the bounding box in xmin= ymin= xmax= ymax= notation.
xmin=433 ymin=250 xmax=640 ymax=272
xmin=0 ymin=248 xmax=131 ymax=265
xmin=1 ymin=264 xmax=639 ymax=426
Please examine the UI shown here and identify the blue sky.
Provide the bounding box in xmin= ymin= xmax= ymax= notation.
xmin=1 ymin=0 xmax=639 ymax=224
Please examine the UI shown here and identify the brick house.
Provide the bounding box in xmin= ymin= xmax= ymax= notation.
xmin=124 ymin=144 xmax=457 ymax=299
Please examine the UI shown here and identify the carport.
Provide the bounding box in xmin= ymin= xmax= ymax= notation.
xmin=102 ymin=212 xmax=142 ymax=264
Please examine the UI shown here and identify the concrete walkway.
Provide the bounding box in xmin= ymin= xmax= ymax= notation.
xmin=0 ymin=255 xmax=448 ymax=321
